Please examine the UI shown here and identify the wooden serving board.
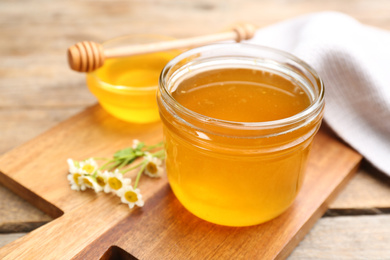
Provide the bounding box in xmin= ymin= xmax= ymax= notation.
xmin=0 ymin=104 xmax=362 ymax=260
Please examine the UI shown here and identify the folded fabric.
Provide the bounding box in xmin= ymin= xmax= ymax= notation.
xmin=246 ymin=12 xmax=390 ymax=176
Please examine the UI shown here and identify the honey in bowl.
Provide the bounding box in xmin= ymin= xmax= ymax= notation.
xmin=158 ymin=44 xmax=324 ymax=227
xmin=86 ymin=35 xmax=179 ymax=123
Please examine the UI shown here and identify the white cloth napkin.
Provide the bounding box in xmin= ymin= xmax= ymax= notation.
xmin=246 ymin=12 xmax=390 ymax=176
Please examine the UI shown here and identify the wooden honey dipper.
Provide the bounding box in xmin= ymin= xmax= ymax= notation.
xmin=67 ymin=23 xmax=257 ymax=72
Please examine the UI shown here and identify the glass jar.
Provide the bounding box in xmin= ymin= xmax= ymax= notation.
xmin=157 ymin=43 xmax=324 ymax=226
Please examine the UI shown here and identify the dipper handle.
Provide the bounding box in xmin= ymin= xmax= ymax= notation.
xmin=67 ymin=23 xmax=257 ymax=72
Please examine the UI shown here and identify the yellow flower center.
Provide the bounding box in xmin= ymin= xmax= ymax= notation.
xmin=146 ymin=162 xmax=157 ymax=175
xmin=83 ymin=177 xmax=93 ymax=186
xmin=82 ymin=164 xmax=95 ymax=174
xmin=108 ymin=177 xmax=123 ymax=190
xmin=73 ymin=173 xmax=81 ymax=185
xmin=124 ymin=190 xmax=138 ymax=203
xmin=96 ymin=176 xmax=106 ymax=187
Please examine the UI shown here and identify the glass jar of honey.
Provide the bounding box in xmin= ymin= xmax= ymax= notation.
xmin=157 ymin=44 xmax=324 ymax=227
xmin=86 ymin=35 xmax=179 ymax=123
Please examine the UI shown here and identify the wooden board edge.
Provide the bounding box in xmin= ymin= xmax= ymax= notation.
xmin=0 ymin=171 xmax=64 ymax=219
xmin=276 ymin=158 xmax=362 ymax=259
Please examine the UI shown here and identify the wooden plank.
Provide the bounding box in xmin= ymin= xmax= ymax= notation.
xmin=0 ymin=108 xmax=86 ymax=154
xmin=3 ymin=215 xmax=389 ymax=260
xmin=0 ymin=104 xmax=361 ymax=259
xmin=289 ymin=215 xmax=390 ymax=259
xmin=329 ymin=163 xmax=390 ymax=210
xmin=0 ymin=234 xmax=25 ymax=249
xmin=0 ymin=185 xmax=51 ymax=233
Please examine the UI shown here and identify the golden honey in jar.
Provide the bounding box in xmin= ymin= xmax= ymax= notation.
xmin=86 ymin=35 xmax=179 ymax=123
xmin=157 ymin=44 xmax=324 ymax=227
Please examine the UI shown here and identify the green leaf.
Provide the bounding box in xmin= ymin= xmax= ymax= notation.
xmin=114 ymin=147 xmax=134 ymax=158
xmin=135 ymin=142 xmax=146 ymax=150
xmin=134 ymin=150 xmax=144 ymax=157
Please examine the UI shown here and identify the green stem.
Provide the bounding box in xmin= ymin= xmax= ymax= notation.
xmin=99 ymin=159 xmax=117 ymax=171
xmin=145 ymin=141 xmax=164 ymax=151
xmin=134 ymin=162 xmax=147 ymax=189
xmin=115 ymin=155 xmax=134 ymax=160
xmin=107 ymin=160 xmax=124 ymax=171
xmin=151 ymin=149 xmax=165 ymax=159
xmin=117 ymin=157 xmax=134 ymax=170
xmin=121 ymin=160 xmax=145 ymax=174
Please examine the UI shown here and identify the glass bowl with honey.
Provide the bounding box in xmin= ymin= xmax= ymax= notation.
xmin=157 ymin=43 xmax=325 ymax=226
xmin=86 ymin=35 xmax=180 ymax=123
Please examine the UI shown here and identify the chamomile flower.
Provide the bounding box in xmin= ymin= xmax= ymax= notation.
xmin=79 ymin=158 xmax=98 ymax=175
xmin=80 ymin=175 xmax=103 ymax=193
xmin=67 ymin=139 xmax=165 ymax=210
xmin=143 ymin=153 xmax=163 ymax=178
xmin=117 ymin=186 xmax=144 ymax=208
xmin=103 ymin=169 xmax=131 ymax=194
xmin=67 ymin=172 xmax=85 ymax=191
xmin=95 ymin=170 xmax=109 ymax=188
xmin=67 ymin=158 xmax=88 ymax=191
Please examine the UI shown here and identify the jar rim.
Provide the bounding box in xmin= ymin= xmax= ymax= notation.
xmin=159 ymin=43 xmax=325 ymax=131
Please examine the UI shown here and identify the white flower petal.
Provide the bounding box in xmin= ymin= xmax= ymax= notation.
xmin=143 ymin=152 xmax=153 ymax=162
xmin=102 ymin=170 xmax=128 ymax=194
xmin=132 ymin=139 xmax=140 ymax=149
xmin=123 ymin=178 xmax=131 ymax=186
xmin=103 ymin=186 xmax=111 ymax=193
xmin=67 ymin=159 xmax=79 ymax=174
xmin=117 ymin=186 xmax=144 ymax=209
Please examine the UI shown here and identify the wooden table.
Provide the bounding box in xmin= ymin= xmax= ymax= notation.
xmin=1 ymin=0 xmax=390 ymax=259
